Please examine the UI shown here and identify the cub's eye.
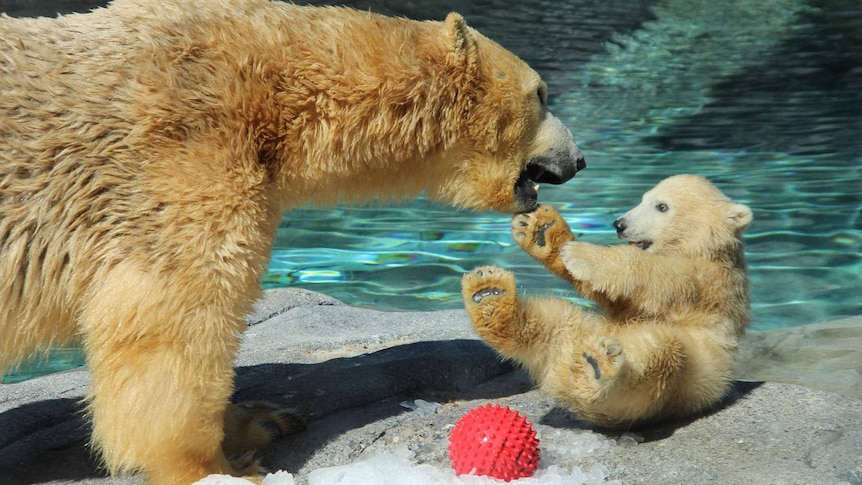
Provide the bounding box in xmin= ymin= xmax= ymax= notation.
xmin=656 ymin=203 xmax=669 ymax=213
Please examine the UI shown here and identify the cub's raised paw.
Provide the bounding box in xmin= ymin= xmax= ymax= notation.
xmin=461 ymin=266 xmax=516 ymax=307
xmin=511 ymin=205 xmax=574 ymax=263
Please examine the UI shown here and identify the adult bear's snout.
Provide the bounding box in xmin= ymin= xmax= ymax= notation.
xmin=524 ymin=152 xmax=583 ymax=185
xmin=527 ymin=112 xmax=586 ymax=185
xmin=515 ymin=111 xmax=585 ymax=213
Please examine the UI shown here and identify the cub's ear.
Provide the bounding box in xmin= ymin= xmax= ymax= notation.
xmin=445 ymin=12 xmax=478 ymax=73
xmin=727 ymin=203 xmax=753 ymax=230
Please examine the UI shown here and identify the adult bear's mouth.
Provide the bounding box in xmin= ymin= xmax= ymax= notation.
xmin=514 ymin=155 xmax=586 ymax=213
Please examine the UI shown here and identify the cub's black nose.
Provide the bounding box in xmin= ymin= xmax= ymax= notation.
xmin=613 ymin=218 xmax=626 ymax=233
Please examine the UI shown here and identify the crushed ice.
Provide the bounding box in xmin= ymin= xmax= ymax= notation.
xmin=194 ymin=422 xmax=620 ymax=485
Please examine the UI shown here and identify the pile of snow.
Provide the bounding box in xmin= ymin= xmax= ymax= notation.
xmin=195 ymin=399 xmax=621 ymax=485
xmin=305 ymin=447 xmax=614 ymax=485
xmin=195 ymin=439 xmax=619 ymax=485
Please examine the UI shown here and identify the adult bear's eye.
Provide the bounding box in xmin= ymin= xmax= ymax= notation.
xmin=656 ymin=203 xmax=669 ymax=213
xmin=537 ymin=85 xmax=548 ymax=106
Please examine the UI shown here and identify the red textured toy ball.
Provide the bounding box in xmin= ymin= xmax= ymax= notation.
xmin=448 ymin=404 xmax=540 ymax=482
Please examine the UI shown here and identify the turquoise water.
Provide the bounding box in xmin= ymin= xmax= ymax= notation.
xmin=3 ymin=0 xmax=860 ymax=381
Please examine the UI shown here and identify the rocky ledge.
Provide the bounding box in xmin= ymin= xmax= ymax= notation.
xmin=1 ymin=288 xmax=860 ymax=484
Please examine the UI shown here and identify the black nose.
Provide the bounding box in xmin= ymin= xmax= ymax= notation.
xmin=524 ymin=151 xmax=586 ymax=186
xmin=613 ymin=218 xmax=626 ymax=233
xmin=576 ymin=155 xmax=586 ymax=172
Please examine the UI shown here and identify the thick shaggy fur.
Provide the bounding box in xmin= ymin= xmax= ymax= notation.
xmin=462 ymin=175 xmax=752 ymax=428
xmin=0 ymin=0 xmax=584 ymax=483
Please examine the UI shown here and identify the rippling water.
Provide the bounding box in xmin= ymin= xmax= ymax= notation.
xmin=3 ymin=0 xmax=860 ymax=382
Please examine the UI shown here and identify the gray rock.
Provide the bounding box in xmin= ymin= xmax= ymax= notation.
xmin=1 ymin=288 xmax=860 ymax=485
xmin=737 ymin=315 xmax=862 ymax=399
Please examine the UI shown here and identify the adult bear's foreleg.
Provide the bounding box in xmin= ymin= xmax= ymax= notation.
xmin=79 ymin=263 xmax=280 ymax=484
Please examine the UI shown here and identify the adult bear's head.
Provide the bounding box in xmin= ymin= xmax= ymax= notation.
xmin=267 ymin=8 xmax=584 ymax=212
xmin=428 ymin=13 xmax=585 ymax=213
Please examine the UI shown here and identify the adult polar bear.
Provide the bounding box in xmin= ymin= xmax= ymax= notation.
xmin=0 ymin=0 xmax=585 ymax=483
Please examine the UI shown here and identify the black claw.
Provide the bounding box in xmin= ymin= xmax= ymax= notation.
xmin=583 ymin=353 xmax=601 ymax=380
xmin=276 ymin=410 xmax=308 ymax=435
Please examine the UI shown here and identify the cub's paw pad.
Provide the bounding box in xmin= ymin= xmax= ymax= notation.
xmin=472 ymin=286 xmax=506 ymax=303
xmin=583 ymin=337 xmax=624 ymax=381
xmin=462 ymin=266 xmax=516 ymax=306
xmin=511 ymin=205 xmax=571 ymax=255
xmin=512 ymin=213 xmax=555 ymax=248
xmin=583 ymin=353 xmax=602 ymax=380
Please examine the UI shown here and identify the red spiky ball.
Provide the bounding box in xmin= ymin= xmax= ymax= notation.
xmin=448 ymin=404 xmax=540 ymax=482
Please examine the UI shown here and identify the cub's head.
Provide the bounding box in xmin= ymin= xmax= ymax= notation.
xmin=613 ymin=175 xmax=752 ymax=256
xmin=429 ymin=14 xmax=585 ymax=213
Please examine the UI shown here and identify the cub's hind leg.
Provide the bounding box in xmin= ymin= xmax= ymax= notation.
xmin=567 ymin=336 xmax=628 ymax=402
xmin=548 ymin=326 xmax=688 ymax=427
xmin=461 ymin=266 xmax=523 ymax=356
xmin=461 ymin=266 xmax=581 ymax=375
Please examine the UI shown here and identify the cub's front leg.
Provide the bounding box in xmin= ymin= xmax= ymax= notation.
xmin=510 ymin=205 xmax=575 ymax=282
xmin=511 ymin=206 xmax=608 ymax=307
xmin=560 ymin=242 xmax=699 ymax=316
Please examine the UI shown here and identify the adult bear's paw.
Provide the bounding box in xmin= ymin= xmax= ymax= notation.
xmin=223 ymin=402 xmax=306 ymax=459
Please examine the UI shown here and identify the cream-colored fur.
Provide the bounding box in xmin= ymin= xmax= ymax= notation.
xmin=0 ymin=1 xmax=585 ymax=483
xmin=462 ymin=175 xmax=752 ymax=428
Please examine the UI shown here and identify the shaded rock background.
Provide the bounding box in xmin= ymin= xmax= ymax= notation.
xmin=1 ymin=289 xmax=860 ymax=484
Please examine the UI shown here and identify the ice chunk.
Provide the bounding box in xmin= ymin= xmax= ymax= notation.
xmin=307 ymin=446 xmax=615 ymax=485
xmin=192 ymin=471 xmax=295 ymax=485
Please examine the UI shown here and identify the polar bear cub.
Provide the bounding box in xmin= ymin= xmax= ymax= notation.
xmin=462 ymin=175 xmax=752 ymax=427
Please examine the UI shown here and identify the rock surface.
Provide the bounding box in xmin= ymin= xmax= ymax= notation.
xmin=1 ymin=288 xmax=860 ymax=484
xmin=737 ymin=315 xmax=862 ymax=399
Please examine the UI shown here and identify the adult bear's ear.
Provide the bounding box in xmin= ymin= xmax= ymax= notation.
xmin=445 ymin=12 xmax=478 ymax=74
xmin=727 ymin=203 xmax=753 ymax=231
